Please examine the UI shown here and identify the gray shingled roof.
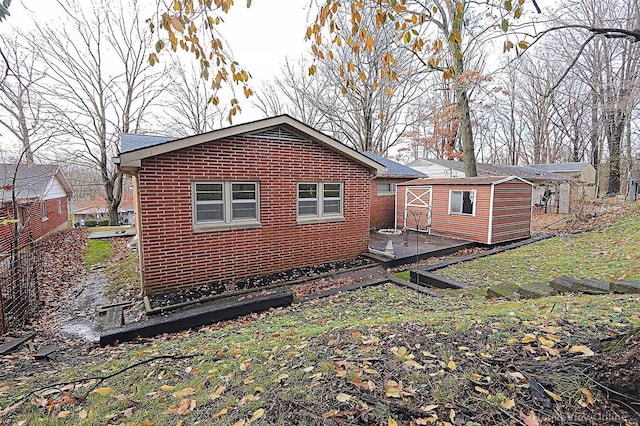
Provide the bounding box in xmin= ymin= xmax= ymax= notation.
xmin=362 ymin=152 xmax=425 ymax=178
xmin=530 ymin=162 xmax=591 ymax=173
xmin=121 ymin=133 xmax=174 ymax=153
xmin=0 ymin=163 xmax=72 ymax=203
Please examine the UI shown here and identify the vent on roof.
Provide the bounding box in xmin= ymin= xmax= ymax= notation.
xmin=246 ymin=126 xmax=306 ymax=142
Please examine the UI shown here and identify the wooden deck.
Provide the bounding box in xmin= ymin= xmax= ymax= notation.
xmin=368 ymin=230 xmax=475 ymax=267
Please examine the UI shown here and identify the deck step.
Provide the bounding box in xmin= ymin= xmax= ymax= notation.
xmin=0 ymin=332 xmax=35 ymax=355
xmin=34 ymin=343 xmax=58 ymax=360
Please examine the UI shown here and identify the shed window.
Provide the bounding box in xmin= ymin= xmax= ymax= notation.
xmin=41 ymin=201 xmax=48 ymax=220
xmin=449 ymin=190 xmax=475 ymax=215
xmin=298 ymin=182 xmax=343 ymax=219
xmin=194 ymin=181 xmax=258 ymax=225
xmin=57 ymin=199 xmax=63 ymax=214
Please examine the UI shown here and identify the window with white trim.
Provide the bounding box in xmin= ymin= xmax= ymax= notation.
xmin=297 ymin=182 xmax=343 ymax=219
xmin=376 ymin=182 xmax=396 ymax=195
xmin=57 ymin=198 xmax=63 ymax=214
xmin=449 ymin=190 xmax=475 ymax=215
xmin=41 ymin=201 xmax=48 ymax=220
xmin=193 ymin=181 xmax=258 ymax=225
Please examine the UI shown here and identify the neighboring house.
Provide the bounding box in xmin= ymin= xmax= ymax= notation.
xmin=70 ymin=195 xmax=135 ymax=226
xmin=116 ymin=115 xmax=385 ymax=296
xmin=362 ymin=152 xmax=425 ymax=229
xmin=396 ymin=176 xmax=534 ymax=245
xmin=0 ymin=164 xmax=73 ymax=254
xmin=407 ymin=158 xmax=466 ymax=178
xmin=530 ymin=162 xmax=597 ymax=201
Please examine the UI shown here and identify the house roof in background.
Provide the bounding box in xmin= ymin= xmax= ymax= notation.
xmin=407 ymin=158 xmax=564 ymax=181
xmin=117 ymin=115 xmax=386 ymax=174
xmin=121 ymin=134 xmax=174 ymax=153
xmin=362 ymin=152 xmax=425 ymax=178
xmin=0 ymin=163 xmax=73 ymax=203
xmin=530 ymin=162 xmax=591 ymax=173
xmin=399 ymin=176 xmax=535 ymax=186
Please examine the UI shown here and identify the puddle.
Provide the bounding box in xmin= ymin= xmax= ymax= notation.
xmin=60 ymin=318 xmax=100 ymax=343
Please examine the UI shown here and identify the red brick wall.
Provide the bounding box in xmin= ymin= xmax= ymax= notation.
xmin=136 ymin=135 xmax=373 ymax=295
xmin=370 ymin=178 xmax=409 ymax=230
xmin=0 ymin=197 xmax=69 ymax=253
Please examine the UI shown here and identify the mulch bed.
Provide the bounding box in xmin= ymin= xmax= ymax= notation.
xmin=146 ymin=256 xmax=377 ymax=310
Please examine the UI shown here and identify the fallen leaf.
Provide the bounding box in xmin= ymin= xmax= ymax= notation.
xmin=78 ymin=409 xmax=88 ymax=419
xmin=160 ymin=385 xmax=175 ymax=392
xmin=302 ymin=366 xmax=314 ymax=372
xmin=389 ymin=417 xmax=399 ymax=426
xmin=93 ymin=387 xmax=113 ymax=396
xmin=173 ymin=387 xmax=196 ymax=397
xmin=537 ymin=336 xmax=555 ymax=347
xmin=322 ymin=408 xmax=339 ymax=418
xmin=336 ymin=393 xmax=352 ymax=402
xmin=249 ymin=408 xmax=265 ymax=422
xmin=474 ymin=386 xmax=489 ymax=394
xmin=404 ymin=359 xmax=425 ymax=369
xmin=519 ymin=410 xmax=540 ymax=426
xmin=501 ymin=398 xmax=515 ymax=409
xmin=569 ymin=345 xmax=595 ymax=356
xmin=233 ymin=420 xmax=245 ymax=426
xmin=210 ymin=385 xmax=226 ymax=400
xmin=447 ymin=359 xmax=457 ymax=371
xmin=57 ymin=411 xmax=71 ymax=418
xmin=579 ymin=388 xmax=595 ymax=406
xmin=544 ymin=389 xmax=562 ymax=401
xmin=521 ymin=334 xmax=536 ymax=343
xmin=422 ymin=404 xmax=438 ymax=412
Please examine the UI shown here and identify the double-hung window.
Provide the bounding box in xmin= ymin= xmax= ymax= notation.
xmin=297 ymin=182 xmax=343 ymax=221
xmin=194 ymin=181 xmax=259 ymax=228
xmin=41 ymin=201 xmax=48 ymax=220
xmin=449 ymin=190 xmax=475 ymax=215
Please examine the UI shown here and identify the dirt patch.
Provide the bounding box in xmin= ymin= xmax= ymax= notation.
xmin=147 ymin=256 xmax=376 ymax=310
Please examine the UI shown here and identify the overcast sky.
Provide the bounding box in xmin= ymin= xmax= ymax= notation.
xmin=1 ymin=0 xmax=312 ymax=123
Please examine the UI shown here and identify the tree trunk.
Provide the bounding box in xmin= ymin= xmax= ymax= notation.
xmin=604 ymin=108 xmax=625 ymax=194
xmin=457 ymin=86 xmax=477 ymax=177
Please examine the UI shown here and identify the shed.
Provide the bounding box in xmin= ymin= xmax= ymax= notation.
xmin=116 ymin=115 xmax=385 ymax=296
xmin=396 ymin=176 xmax=534 ymax=245
xmin=361 ymin=152 xmax=425 ymax=229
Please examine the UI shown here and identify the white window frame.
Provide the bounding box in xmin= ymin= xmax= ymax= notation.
xmin=297 ymin=181 xmax=344 ymax=223
xmin=448 ymin=189 xmax=476 ymax=216
xmin=41 ymin=200 xmax=48 ymax=221
xmin=57 ymin=198 xmax=63 ymax=215
xmin=376 ymin=182 xmax=396 ymax=196
xmin=193 ymin=181 xmax=260 ymax=231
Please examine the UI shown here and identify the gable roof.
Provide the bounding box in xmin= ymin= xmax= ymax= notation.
xmin=116 ymin=115 xmax=385 ymax=174
xmin=362 ymin=152 xmax=425 ymax=178
xmin=398 ymin=176 xmax=534 ymax=186
xmin=529 ymin=162 xmax=591 ymax=173
xmin=0 ymin=163 xmax=73 ymax=203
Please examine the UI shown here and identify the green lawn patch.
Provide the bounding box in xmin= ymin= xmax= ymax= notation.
xmin=84 ymin=239 xmax=112 ymax=266
xmin=439 ymin=203 xmax=640 ymax=288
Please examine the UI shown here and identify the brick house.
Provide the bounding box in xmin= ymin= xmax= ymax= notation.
xmin=0 ymin=164 xmax=73 ymax=255
xmin=396 ymin=176 xmax=534 ymax=245
xmin=116 ymin=115 xmax=385 ymax=296
xmin=361 ymin=152 xmax=425 ymax=230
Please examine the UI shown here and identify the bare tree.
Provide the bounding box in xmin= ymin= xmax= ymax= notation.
xmin=0 ymin=35 xmax=58 ymax=164
xmin=31 ymin=0 xmax=165 ymax=224
xmin=160 ymin=60 xmax=226 ymax=137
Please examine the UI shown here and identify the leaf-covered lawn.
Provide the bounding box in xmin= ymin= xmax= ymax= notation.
xmin=438 ymin=203 xmax=640 ymax=288
xmin=2 ymin=285 xmax=639 ymax=425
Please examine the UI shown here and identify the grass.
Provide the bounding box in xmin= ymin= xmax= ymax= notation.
xmin=106 ymin=242 xmax=139 ymax=297
xmin=2 ymin=206 xmax=640 ymax=424
xmin=83 ymin=239 xmax=111 ymax=266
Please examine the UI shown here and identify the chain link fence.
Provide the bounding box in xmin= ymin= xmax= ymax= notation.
xmin=0 ymin=243 xmax=41 ymax=334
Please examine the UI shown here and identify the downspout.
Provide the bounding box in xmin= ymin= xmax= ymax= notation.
xmin=487 ymin=183 xmax=495 ymax=245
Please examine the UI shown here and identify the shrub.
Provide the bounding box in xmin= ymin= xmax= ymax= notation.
xmin=97 ymin=218 xmax=110 ymax=226
xmin=84 ymin=219 xmax=98 ymax=227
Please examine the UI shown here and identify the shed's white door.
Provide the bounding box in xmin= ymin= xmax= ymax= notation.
xmin=404 ymin=186 xmax=432 ymax=232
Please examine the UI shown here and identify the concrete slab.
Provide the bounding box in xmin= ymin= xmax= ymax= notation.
xmin=89 ymin=228 xmax=136 ymax=239
xmin=611 ymin=280 xmax=640 ymax=294
xmin=0 ymin=332 xmax=35 ymax=355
